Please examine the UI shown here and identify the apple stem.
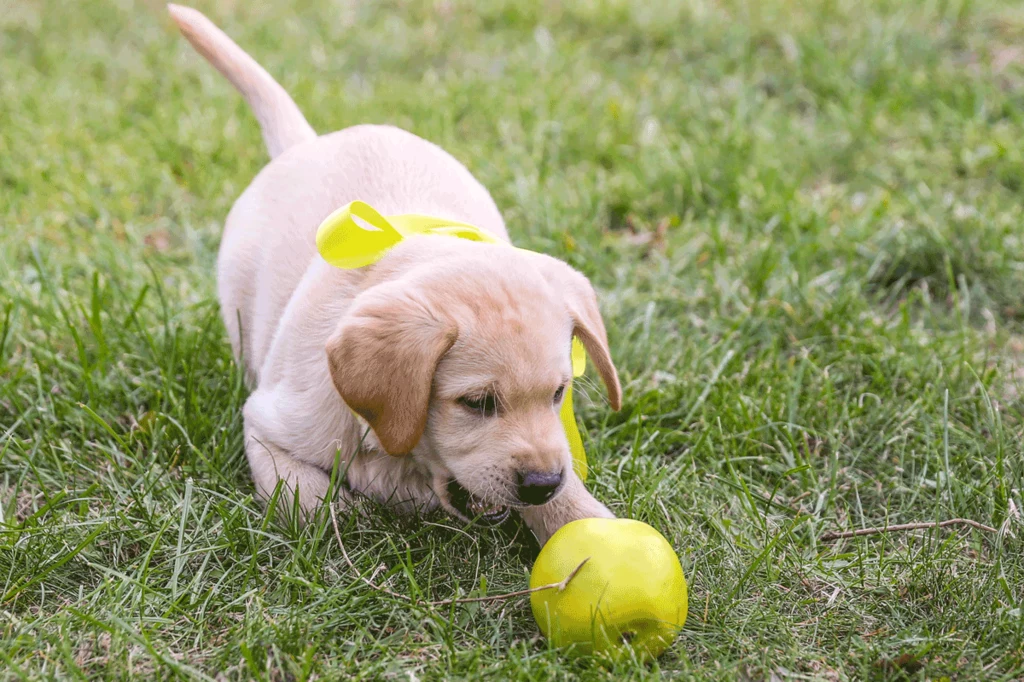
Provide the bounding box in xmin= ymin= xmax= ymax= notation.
xmin=331 ymin=501 xmax=591 ymax=607
xmin=555 ymin=556 xmax=591 ymax=593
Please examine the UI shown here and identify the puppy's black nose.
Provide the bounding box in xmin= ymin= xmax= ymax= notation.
xmin=516 ymin=470 xmax=563 ymax=505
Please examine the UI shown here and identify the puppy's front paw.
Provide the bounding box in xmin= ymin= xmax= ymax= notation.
xmin=520 ymin=475 xmax=614 ymax=546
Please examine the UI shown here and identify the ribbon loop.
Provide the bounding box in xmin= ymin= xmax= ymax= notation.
xmin=316 ymin=200 xmax=405 ymax=269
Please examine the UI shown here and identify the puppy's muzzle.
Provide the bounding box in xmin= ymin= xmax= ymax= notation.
xmin=445 ymin=480 xmax=511 ymax=525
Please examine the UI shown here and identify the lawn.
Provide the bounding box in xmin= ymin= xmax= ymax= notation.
xmin=2 ymin=0 xmax=1024 ymax=679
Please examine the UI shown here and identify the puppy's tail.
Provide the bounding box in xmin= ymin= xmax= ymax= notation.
xmin=168 ymin=4 xmax=316 ymax=158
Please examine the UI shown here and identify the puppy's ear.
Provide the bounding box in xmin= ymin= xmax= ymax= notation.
xmin=538 ymin=259 xmax=622 ymax=411
xmin=326 ymin=283 xmax=457 ymax=455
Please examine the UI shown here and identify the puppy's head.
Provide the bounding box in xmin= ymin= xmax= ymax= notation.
xmin=325 ymin=239 xmax=620 ymax=523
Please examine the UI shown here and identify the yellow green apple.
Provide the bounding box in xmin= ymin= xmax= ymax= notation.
xmin=530 ymin=518 xmax=688 ymax=660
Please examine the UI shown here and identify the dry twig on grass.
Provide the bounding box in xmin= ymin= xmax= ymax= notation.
xmin=820 ymin=518 xmax=998 ymax=542
xmin=329 ymin=501 xmax=588 ymax=606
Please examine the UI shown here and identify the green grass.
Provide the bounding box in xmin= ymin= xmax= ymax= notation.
xmin=2 ymin=0 xmax=1024 ymax=678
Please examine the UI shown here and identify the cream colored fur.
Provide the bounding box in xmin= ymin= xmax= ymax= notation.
xmin=168 ymin=4 xmax=620 ymax=544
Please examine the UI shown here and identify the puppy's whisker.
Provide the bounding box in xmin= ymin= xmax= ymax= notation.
xmin=490 ymin=380 xmax=509 ymax=414
xmin=574 ymin=374 xmax=614 ymax=409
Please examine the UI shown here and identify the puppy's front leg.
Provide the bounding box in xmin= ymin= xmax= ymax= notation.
xmin=243 ymin=391 xmax=343 ymax=522
xmin=519 ymin=470 xmax=614 ymax=545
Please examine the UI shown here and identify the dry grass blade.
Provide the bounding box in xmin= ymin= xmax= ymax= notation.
xmin=820 ymin=518 xmax=998 ymax=542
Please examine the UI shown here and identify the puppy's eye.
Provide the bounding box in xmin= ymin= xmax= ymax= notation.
xmin=459 ymin=394 xmax=498 ymax=417
xmin=553 ymin=384 xmax=566 ymax=403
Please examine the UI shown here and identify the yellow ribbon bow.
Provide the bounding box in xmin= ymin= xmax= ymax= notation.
xmin=316 ymin=200 xmax=591 ymax=481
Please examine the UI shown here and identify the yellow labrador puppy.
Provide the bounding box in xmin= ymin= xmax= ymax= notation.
xmin=168 ymin=5 xmax=621 ymax=544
